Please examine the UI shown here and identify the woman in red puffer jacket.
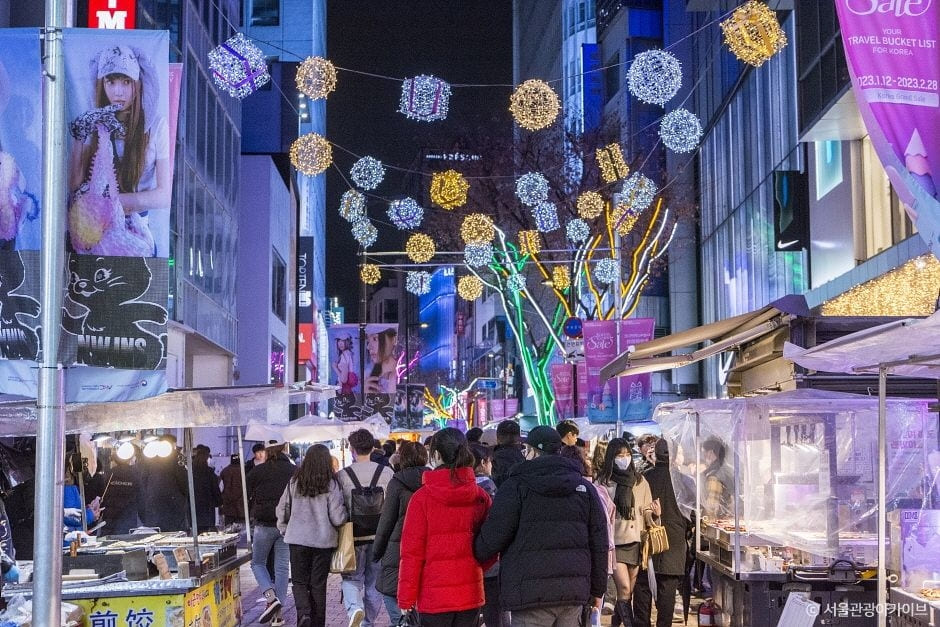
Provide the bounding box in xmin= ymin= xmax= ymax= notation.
xmin=398 ymin=428 xmax=493 ymax=626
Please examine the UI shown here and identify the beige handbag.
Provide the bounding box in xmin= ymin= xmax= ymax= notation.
xmin=330 ymin=523 xmax=357 ymax=573
xmin=641 ymin=510 xmax=669 ymax=566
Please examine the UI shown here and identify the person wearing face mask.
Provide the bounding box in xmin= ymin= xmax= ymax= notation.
xmin=597 ymin=438 xmax=659 ymax=627
xmin=191 ymin=445 xmax=222 ymax=534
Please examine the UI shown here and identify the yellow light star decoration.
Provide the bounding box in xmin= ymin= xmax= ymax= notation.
xmin=360 ymin=263 xmax=380 ymax=285
xmin=509 ymin=79 xmax=561 ymax=131
xmin=460 ymin=213 xmax=496 ymax=244
xmin=552 ymin=266 xmax=571 ymax=291
xmin=611 ymin=204 xmax=640 ymax=236
xmin=596 ymin=143 xmax=630 ymax=183
xmin=518 ymin=230 xmax=542 ymax=255
xmin=430 ymin=169 xmax=470 ymax=210
xmin=295 ymin=56 xmax=337 ymax=100
xmin=577 ymin=191 xmax=605 ymax=220
xmin=290 ymin=132 xmax=332 ymax=176
xmin=458 ymin=275 xmax=484 ymax=301
xmin=720 ymin=0 xmax=788 ymax=68
xmin=405 ymin=233 xmax=436 ymax=263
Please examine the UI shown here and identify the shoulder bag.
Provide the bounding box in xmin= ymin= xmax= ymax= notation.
xmin=641 ymin=509 xmax=669 ymax=566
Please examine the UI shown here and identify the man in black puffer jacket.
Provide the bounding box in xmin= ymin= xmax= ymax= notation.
xmin=491 ymin=420 xmax=525 ymax=488
xmin=475 ymin=426 xmax=608 ymax=626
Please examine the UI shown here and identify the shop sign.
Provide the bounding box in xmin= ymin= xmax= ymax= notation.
xmin=89 ymin=0 xmax=136 ymax=29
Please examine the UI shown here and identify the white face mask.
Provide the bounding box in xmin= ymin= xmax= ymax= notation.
xmin=614 ymin=457 xmax=632 ymax=471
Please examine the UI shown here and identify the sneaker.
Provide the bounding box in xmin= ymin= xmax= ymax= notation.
xmin=271 ymin=617 xmax=285 ymax=627
xmin=259 ymin=600 xmax=282 ymax=624
xmin=602 ymin=602 xmax=615 ymax=615
xmin=348 ymin=608 xmax=365 ymax=627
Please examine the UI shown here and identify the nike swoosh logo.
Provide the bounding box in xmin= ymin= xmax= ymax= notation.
xmin=777 ymin=239 xmax=799 ymax=249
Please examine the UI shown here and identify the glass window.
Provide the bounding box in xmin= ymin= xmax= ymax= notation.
xmin=270 ymin=337 xmax=286 ymax=385
xmin=604 ymin=52 xmax=620 ymax=103
xmin=250 ymin=0 xmax=279 ymax=26
xmin=272 ymin=250 xmax=287 ymax=321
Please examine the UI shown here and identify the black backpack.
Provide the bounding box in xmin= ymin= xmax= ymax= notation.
xmin=345 ymin=465 xmax=386 ymax=538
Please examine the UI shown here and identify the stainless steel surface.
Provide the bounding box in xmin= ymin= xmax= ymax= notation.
xmin=696 ymin=551 xmax=789 ymax=582
xmin=889 ymin=586 xmax=940 ymax=626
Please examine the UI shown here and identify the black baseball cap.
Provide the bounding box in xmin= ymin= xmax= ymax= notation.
xmin=525 ymin=426 xmax=562 ymax=454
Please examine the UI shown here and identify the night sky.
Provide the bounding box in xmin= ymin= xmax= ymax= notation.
xmin=325 ymin=1 xmax=514 ymax=319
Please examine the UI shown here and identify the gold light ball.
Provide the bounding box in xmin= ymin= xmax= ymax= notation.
xmin=458 ymin=275 xmax=484 ymax=301
xmin=290 ymin=132 xmax=332 ymax=176
xmin=296 ymin=56 xmax=337 ymax=100
xmin=596 ymin=143 xmax=630 ymax=183
xmin=430 ymin=169 xmax=470 ymax=209
xmin=552 ymin=266 xmax=571 ymax=291
xmin=518 ymin=230 xmax=542 ymax=255
xmin=577 ymin=191 xmax=605 ymax=219
xmin=360 ymin=263 xmax=380 ymax=285
xmin=405 ymin=233 xmax=436 ymax=263
xmin=721 ymin=0 xmax=788 ymax=68
xmin=460 ymin=213 xmax=496 ymax=245
xmin=611 ymin=204 xmax=640 ymax=236
xmin=509 ymin=79 xmax=561 ymax=131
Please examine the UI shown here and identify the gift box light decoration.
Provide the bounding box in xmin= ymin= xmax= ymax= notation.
xmin=464 ymin=242 xmax=493 ymax=268
xmin=460 ymin=213 xmax=496 ymax=245
xmin=567 ymin=218 xmax=590 ymax=244
xmin=532 ymin=201 xmax=560 ymax=233
xmin=350 ymin=156 xmax=385 ymax=190
xmin=596 ymin=143 xmax=630 ymax=183
xmin=458 ymin=275 xmax=484 ymax=301
xmin=621 ymin=173 xmax=657 ymax=211
xmin=406 ymin=271 xmax=432 ymax=296
xmin=339 ymin=190 xmax=366 ymax=222
xmin=552 ymin=266 xmax=571 ymax=291
xmin=208 ymin=33 xmax=271 ymax=99
xmin=387 ymin=197 xmax=424 ymax=230
xmin=518 ymin=230 xmax=542 ymax=255
xmin=611 ymin=204 xmax=641 ymax=236
xmin=296 ymin=56 xmax=337 ymax=100
xmin=290 ymin=132 xmax=332 ymax=176
xmin=594 ymin=258 xmax=619 ymax=284
xmin=627 ymin=50 xmax=682 ymax=106
xmin=721 ymin=0 xmax=788 ymax=67
xmin=406 ymin=233 xmax=436 ymax=263
xmin=659 ymin=108 xmax=702 ymax=153
xmin=506 ymin=273 xmax=527 ymax=291
xmin=399 ymin=75 xmax=452 ymax=122
xmin=516 ymin=172 xmax=550 ymax=206
xmin=430 ymin=169 xmax=470 ymax=209
xmin=509 ymin=80 xmax=561 ymax=131
xmin=360 ymin=263 xmax=381 ymax=285
xmin=351 ymin=218 xmax=378 ymax=248
xmin=577 ymin=191 xmax=605 ymax=220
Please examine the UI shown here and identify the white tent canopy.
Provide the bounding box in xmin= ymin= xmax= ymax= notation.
xmin=244 ymin=415 xmax=391 ymax=443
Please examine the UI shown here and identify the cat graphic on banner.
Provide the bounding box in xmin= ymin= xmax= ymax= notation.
xmin=582 ymin=318 xmax=655 ymax=424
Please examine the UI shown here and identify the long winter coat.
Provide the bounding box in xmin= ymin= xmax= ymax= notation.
xmin=644 ymin=459 xmax=691 ymax=575
xmin=491 ymin=444 xmax=525 ymax=488
xmin=398 ymin=467 xmax=492 ymax=614
xmin=371 ymin=466 xmax=428 ymax=598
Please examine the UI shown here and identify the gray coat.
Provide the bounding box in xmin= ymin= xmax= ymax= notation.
xmin=276 ymin=478 xmax=347 ymax=548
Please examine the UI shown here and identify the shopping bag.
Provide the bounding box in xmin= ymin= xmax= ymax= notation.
xmin=330 ymin=522 xmax=357 ymax=573
xmin=641 ymin=510 xmax=669 ymax=566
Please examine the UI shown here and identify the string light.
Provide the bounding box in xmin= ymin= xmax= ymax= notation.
xmin=464 ymin=242 xmax=493 ymax=268
xmin=516 ymin=172 xmax=550 ymax=206
xmin=351 ymin=218 xmax=378 ymax=247
xmin=594 ymin=258 xmax=619 ymax=284
xmin=360 ymin=264 xmax=381 ymax=285
xmin=621 ymin=173 xmax=657 ymax=212
xmin=820 ymin=255 xmax=940 ymax=316
xmin=532 ymin=201 xmax=560 ymax=233
xmin=611 ymin=204 xmax=640 ymax=236
xmin=552 ymin=266 xmax=571 ymax=291
xmin=339 ymin=190 xmax=366 ymax=222
xmin=627 ymin=50 xmax=682 ymax=106
xmin=406 ymin=271 xmax=432 ymax=295
xmin=290 ymin=132 xmax=332 ymax=176
xmin=509 ymin=79 xmax=561 ymax=131
xmin=596 ymin=143 xmax=630 ymax=183
xmin=721 ymin=0 xmax=788 ymax=67
xmin=387 ymin=197 xmax=425 ymax=230
xmin=406 ymin=233 xmax=436 ymax=263
xmin=458 ymin=275 xmax=484 ymax=301
xmin=518 ymin=230 xmax=542 ymax=255
xmin=430 ymin=170 xmax=470 ymax=209
xmin=577 ymin=191 xmax=605 ymax=219
xmin=295 ymin=56 xmax=337 ymax=100
xmin=506 ymin=273 xmax=527 ymax=291
xmin=208 ymin=33 xmax=270 ymax=99
xmin=350 ymin=156 xmax=385 ymax=190
xmin=400 ymin=75 xmax=451 ymax=121
xmin=567 ymin=219 xmax=590 ymax=243
xmin=460 ymin=213 xmax=496 ymax=245
xmin=659 ymin=108 xmax=702 ymax=153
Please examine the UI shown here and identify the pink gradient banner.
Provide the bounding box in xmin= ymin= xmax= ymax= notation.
xmin=550 ymin=363 xmax=575 ymax=420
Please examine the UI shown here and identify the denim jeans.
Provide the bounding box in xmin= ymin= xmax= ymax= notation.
xmin=383 ymin=595 xmax=402 ymax=626
xmin=341 ymin=543 xmax=385 ymax=627
xmin=251 ymin=524 xmax=290 ymax=603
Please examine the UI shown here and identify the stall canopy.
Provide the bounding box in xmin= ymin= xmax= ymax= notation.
xmin=245 ymin=415 xmax=391 ymax=443
xmin=600 ymin=295 xmax=809 ymax=382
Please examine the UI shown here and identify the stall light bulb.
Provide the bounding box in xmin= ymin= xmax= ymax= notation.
xmin=157 ymin=439 xmax=174 ymax=458
xmin=117 ymin=441 xmax=136 ymax=461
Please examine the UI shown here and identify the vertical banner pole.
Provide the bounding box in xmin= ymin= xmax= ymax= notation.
xmin=236 ymin=426 xmax=252 ymax=546
xmin=877 ymin=366 xmax=888 ymax=627
xmin=614 ymin=229 xmax=623 ymax=439
xmin=34 ymin=1 xmax=73 ymax=624
xmin=359 ymin=251 xmax=367 ymax=415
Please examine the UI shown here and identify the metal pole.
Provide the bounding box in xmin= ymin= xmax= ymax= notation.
xmin=236 ymin=426 xmax=252 ymax=546
xmin=877 ymin=366 xmax=887 ymax=627
xmin=614 ymin=229 xmax=623 ymax=438
xmin=405 ymin=322 xmax=411 ymax=388
xmin=183 ymin=428 xmax=202 ymax=573
xmin=35 ymin=1 xmax=73 ymax=623
xmin=359 ymin=252 xmax=367 ymax=415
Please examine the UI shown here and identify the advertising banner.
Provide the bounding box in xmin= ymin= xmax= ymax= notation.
xmin=618 ymin=318 xmax=656 ymax=421
xmin=583 ymin=318 xmax=655 ymax=423
xmin=327 ymin=323 xmax=399 ymax=423
xmin=393 ymin=383 xmax=426 ymax=430
xmin=576 ymin=361 xmax=588 ymax=417
xmin=834 ymin=0 xmax=940 ymax=253
xmin=549 ymin=362 xmax=575 ymax=421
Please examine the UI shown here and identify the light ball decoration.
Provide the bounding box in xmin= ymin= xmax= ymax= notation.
xmin=518 ymin=230 xmax=542 ymax=255
xmin=399 ymin=75 xmax=452 ymax=122
xmin=290 ymin=133 xmax=332 ymax=176
xmin=460 ymin=213 xmax=496 ymax=245
xmin=627 ymin=50 xmax=682 ymax=106
xmin=611 ymin=204 xmax=641 ymax=236
xmin=552 ymin=266 xmax=571 ymax=291
xmin=406 ymin=271 xmax=432 ymax=296
xmin=567 ymin=218 xmax=590 ymax=244
xmin=405 ymin=233 xmax=436 ymax=263
xmin=339 ymin=190 xmax=366 ymax=222
xmin=515 ymin=172 xmax=550 ymax=206
xmin=387 ymin=197 xmax=425 ymax=230
xmin=208 ymin=33 xmax=271 ymax=99
xmin=596 ymin=143 xmax=630 ymax=183
xmin=430 ymin=170 xmax=469 ymax=209
xmin=721 ymin=0 xmax=788 ymax=68
xmin=351 ymin=218 xmax=378 ymax=248
xmin=532 ymin=201 xmax=560 ymax=233
xmin=594 ymin=258 xmax=620 ymax=285
xmin=659 ymin=108 xmax=703 ymax=153
xmin=360 ymin=264 xmax=381 ymax=285
xmin=621 ymin=173 xmax=657 ymax=212
xmin=509 ymin=79 xmax=561 ymax=131
xmin=464 ymin=242 xmax=493 ymax=268
xmin=458 ymin=275 xmax=484 ymax=301
xmin=350 ymin=156 xmax=385 ymax=190
xmin=295 ymin=56 xmax=337 ymax=100
xmin=506 ymin=273 xmax=527 ymax=292
xmin=577 ymin=191 xmax=605 ymax=220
